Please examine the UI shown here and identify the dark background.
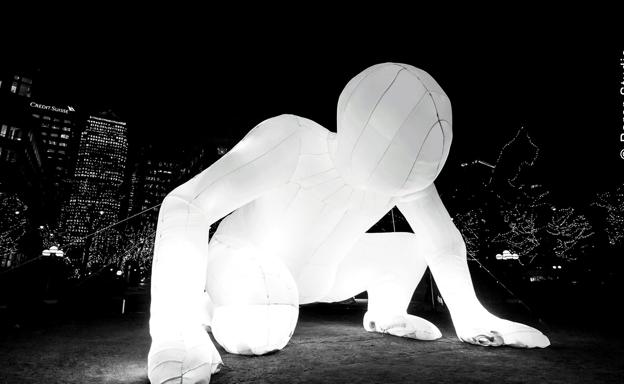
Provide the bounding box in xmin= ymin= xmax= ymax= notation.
xmin=7 ymin=25 xmax=623 ymax=206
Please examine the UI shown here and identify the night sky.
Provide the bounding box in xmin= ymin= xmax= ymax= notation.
xmin=14 ymin=28 xmax=623 ymax=207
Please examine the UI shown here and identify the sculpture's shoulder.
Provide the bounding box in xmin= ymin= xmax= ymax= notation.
xmin=244 ymin=114 xmax=330 ymax=153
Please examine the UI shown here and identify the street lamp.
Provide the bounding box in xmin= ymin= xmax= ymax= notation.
xmin=42 ymin=245 xmax=64 ymax=258
xmin=496 ymin=250 xmax=519 ymax=260
xmin=41 ymin=245 xmax=65 ymax=304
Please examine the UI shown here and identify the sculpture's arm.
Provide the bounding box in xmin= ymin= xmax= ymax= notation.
xmin=396 ymin=184 xmax=482 ymax=321
xmin=397 ymin=184 xmax=550 ymax=348
xmin=149 ymin=115 xmax=302 ymax=341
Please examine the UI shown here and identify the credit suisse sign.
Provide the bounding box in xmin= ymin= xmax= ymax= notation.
xmin=29 ymin=102 xmax=75 ymax=114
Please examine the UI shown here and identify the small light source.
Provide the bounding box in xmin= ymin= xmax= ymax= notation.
xmin=116 ymin=270 xmax=123 ymax=276
xmin=99 ymin=210 xmax=105 ymax=215
xmin=15 ymin=211 xmax=20 ymax=215
xmin=39 ymin=225 xmax=44 ymax=229
xmin=552 ymin=266 xmax=557 ymax=269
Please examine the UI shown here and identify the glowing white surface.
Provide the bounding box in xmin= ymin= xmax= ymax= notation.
xmin=148 ymin=63 xmax=549 ymax=384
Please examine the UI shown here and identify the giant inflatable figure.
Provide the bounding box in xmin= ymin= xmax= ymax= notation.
xmin=148 ymin=63 xmax=550 ymax=383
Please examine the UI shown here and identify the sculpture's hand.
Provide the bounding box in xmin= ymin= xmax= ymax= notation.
xmin=454 ymin=311 xmax=550 ymax=348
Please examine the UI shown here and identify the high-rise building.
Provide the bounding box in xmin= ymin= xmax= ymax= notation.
xmin=0 ymin=118 xmax=45 ymax=202
xmin=0 ymin=69 xmax=49 ymax=268
xmin=0 ymin=72 xmax=35 ymax=99
xmin=0 ymin=70 xmax=47 ymax=223
xmin=28 ymin=101 xmax=79 ymax=209
xmin=63 ymin=111 xmax=128 ymax=270
xmin=125 ymin=140 xmax=233 ymax=227
xmin=127 ymin=154 xmax=177 ymax=219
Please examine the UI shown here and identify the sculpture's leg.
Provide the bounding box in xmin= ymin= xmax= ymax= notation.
xmin=323 ymin=232 xmax=441 ymax=341
xmin=205 ymin=237 xmax=299 ymax=356
xmin=148 ymin=197 xmax=222 ymax=384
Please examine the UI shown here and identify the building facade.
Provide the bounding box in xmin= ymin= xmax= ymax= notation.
xmin=63 ymin=112 xmax=128 ymax=271
xmin=0 ymin=69 xmax=47 ymax=215
xmin=0 ymin=69 xmax=47 ymax=268
xmin=28 ymin=101 xmax=80 ymax=211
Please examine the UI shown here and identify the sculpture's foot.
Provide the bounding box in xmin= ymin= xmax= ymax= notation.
xmin=456 ymin=314 xmax=550 ymax=348
xmin=148 ymin=331 xmax=222 ymax=384
xmin=363 ymin=311 xmax=442 ymax=340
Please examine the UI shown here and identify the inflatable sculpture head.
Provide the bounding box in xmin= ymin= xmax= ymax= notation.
xmin=334 ymin=63 xmax=453 ymax=197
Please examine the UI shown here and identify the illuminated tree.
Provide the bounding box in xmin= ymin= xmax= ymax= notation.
xmin=545 ymin=207 xmax=593 ymax=261
xmin=592 ymin=185 xmax=624 ymax=247
xmin=86 ymin=228 xmax=124 ymax=270
xmin=491 ymin=206 xmax=541 ymax=262
xmin=453 ymin=208 xmax=486 ymax=260
xmin=120 ymin=223 xmax=156 ymax=271
xmin=0 ymin=193 xmax=28 ymax=267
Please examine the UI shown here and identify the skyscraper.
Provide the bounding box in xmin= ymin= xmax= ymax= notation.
xmin=0 ymin=70 xmax=47 ymax=222
xmin=28 ymin=101 xmax=79 ymax=211
xmin=0 ymin=72 xmax=34 ymax=99
xmin=63 ymin=111 xmax=128 ymax=270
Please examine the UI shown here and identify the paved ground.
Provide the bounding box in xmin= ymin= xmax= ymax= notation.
xmin=1 ymin=297 xmax=622 ymax=384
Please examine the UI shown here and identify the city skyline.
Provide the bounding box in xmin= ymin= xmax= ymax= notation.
xmin=2 ymin=38 xmax=623 ymax=274
xmin=18 ymin=38 xmax=621 ymax=207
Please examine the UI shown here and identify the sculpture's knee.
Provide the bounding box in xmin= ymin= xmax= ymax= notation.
xmin=212 ymin=303 xmax=298 ymax=355
xmin=205 ymin=241 xmax=299 ymax=355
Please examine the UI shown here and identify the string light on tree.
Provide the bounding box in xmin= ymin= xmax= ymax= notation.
xmin=592 ymin=185 xmax=624 ymax=247
xmin=546 ymin=207 xmax=593 ymax=261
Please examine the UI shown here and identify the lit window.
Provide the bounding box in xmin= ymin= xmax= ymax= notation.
xmin=18 ymin=84 xmax=31 ymax=97
xmin=9 ymin=126 xmax=21 ymax=140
